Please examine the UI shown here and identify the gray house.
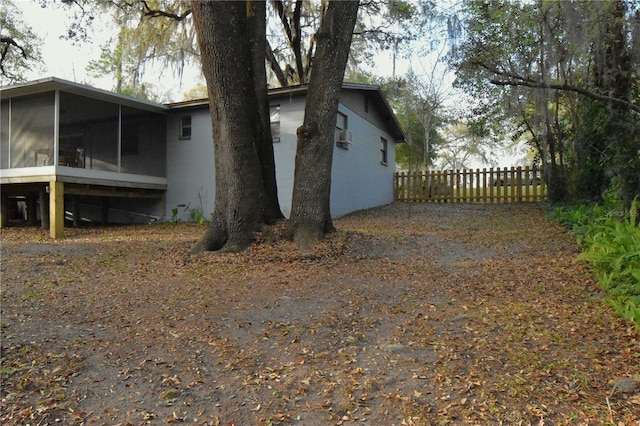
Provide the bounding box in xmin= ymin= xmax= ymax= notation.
xmin=0 ymin=77 xmax=405 ymax=238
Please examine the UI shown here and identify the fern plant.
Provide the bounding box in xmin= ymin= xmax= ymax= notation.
xmin=554 ymin=198 xmax=640 ymax=329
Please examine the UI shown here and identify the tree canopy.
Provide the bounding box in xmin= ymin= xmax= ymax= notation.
xmin=449 ymin=0 xmax=640 ymax=208
xmin=47 ymin=0 xmax=425 ymax=96
xmin=0 ymin=0 xmax=42 ymax=84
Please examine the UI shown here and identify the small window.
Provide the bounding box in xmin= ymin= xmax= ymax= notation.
xmin=336 ymin=111 xmax=348 ymax=130
xmin=270 ymin=105 xmax=280 ymax=143
xmin=380 ymin=137 xmax=388 ymax=165
xmin=336 ymin=112 xmax=351 ymax=149
xmin=179 ymin=116 xmax=192 ymax=140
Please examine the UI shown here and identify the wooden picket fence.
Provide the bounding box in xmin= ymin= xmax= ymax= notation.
xmin=394 ymin=166 xmax=547 ymax=203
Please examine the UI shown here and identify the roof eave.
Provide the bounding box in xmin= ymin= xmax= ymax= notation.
xmin=1 ymin=77 xmax=169 ymax=113
xmin=161 ymin=82 xmax=407 ymax=142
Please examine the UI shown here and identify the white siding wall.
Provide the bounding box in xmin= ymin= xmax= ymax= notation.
xmin=165 ymin=94 xmax=397 ymax=222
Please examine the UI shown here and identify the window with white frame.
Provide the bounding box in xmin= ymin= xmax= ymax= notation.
xmin=270 ymin=105 xmax=280 ymax=143
xmin=179 ymin=116 xmax=192 ymax=140
xmin=380 ymin=137 xmax=388 ymax=165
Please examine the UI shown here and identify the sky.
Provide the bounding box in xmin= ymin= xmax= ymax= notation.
xmin=16 ymin=0 xmax=408 ymax=101
xmin=16 ymin=0 xmax=202 ymax=101
xmin=18 ymin=1 xmax=112 ymax=88
xmin=14 ymin=0 xmax=526 ymax=168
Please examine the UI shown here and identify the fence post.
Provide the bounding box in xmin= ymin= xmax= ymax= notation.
xmin=441 ymin=170 xmax=446 ymax=203
xmin=461 ymin=169 xmax=467 ymax=202
xmin=404 ymin=171 xmax=410 ymax=201
xmin=516 ymin=166 xmax=523 ymax=202
xmin=443 ymin=170 xmax=449 ymax=203
xmin=524 ymin=166 xmax=530 ymax=201
xmin=421 ymin=170 xmax=428 ymax=201
xmin=500 ymin=167 xmax=513 ymax=203
xmin=499 ymin=167 xmax=503 ymax=203
xmin=434 ymin=170 xmax=439 ymax=201
xmin=394 ymin=172 xmax=398 ymax=200
xmin=486 ymin=168 xmax=491 ymax=203
xmin=498 ymin=167 xmax=503 ymax=203
xmin=502 ymin=167 xmax=507 ymax=203
xmin=408 ymin=171 xmax=414 ymax=201
xmin=498 ymin=168 xmax=502 ymax=202
xmin=474 ymin=169 xmax=479 ymax=203
xmin=508 ymin=167 xmax=512 ymax=203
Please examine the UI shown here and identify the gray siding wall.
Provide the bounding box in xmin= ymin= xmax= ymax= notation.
xmin=331 ymin=103 xmax=395 ymax=217
xmin=272 ymin=97 xmax=305 ymax=218
xmin=1 ymin=100 xmax=10 ymax=169
xmin=165 ymin=92 xmax=395 ymax=222
xmin=339 ymin=90 xmax=395 ymax=138
xmin=166 ymin=109 xmax=215 ymax=222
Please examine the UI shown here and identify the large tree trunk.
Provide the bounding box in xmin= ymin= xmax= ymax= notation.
xmin=286 ymin=1 xmax=359 ymax=250
xmin=190 ymin=1 xmax=283 ymax=254
xmin=604 ymin=1 xmax=640 ymax=212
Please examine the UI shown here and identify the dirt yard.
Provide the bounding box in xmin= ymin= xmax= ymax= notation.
xmin=1 ymin=203 xmax=638 ymax=425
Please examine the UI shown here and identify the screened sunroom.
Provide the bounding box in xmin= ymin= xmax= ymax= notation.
xmin=0 ymin=77 xmax=168 ymax=237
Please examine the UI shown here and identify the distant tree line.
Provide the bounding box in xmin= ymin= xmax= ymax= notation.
xmin=449 ymin=0 xmax=640 ymax=214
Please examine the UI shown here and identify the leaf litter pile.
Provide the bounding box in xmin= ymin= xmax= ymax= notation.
xmin=1 ymin=203 xmax=638 ymax=425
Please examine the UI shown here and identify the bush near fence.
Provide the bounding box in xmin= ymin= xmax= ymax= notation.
xmin=394 ymin=166 xmax=547 ymax=203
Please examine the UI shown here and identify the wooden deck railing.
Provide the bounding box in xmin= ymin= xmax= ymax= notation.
xmin=394 ymin=166 xmax=547 ymax=203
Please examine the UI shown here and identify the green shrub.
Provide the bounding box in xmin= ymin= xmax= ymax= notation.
xmin=549 ymin=203 xmax=607 ymax=245
xmin=552 ymin=198 xmax=640 ymax=329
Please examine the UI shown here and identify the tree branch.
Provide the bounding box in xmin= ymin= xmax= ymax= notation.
xmin=490 ymin=78 xmax=640 ymax=114
xmin=271 ymin=0 xmax=293 ymax=43
xmin=266 ymin=41 xmax=289 ymax=87
xmin=269 ymin=0 xmax=305 ymax=84
xmin=473 ymin=60 xmax=640 ymax=114
xmin=0 ymin=37 xmax=28 ymax=59
xmin=292 ymin=0 xmax=304 ymax=82
xmin=140 ymin=0 xmax=191 ymax=21
xmin=0 ymin=37 xmax=29 ymax=79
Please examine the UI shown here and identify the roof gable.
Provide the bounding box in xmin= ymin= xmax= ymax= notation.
xmin=169 ymin=83 xmax=407 ymax=142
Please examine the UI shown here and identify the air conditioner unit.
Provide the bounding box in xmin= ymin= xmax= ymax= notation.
xmin=337 ymin=129 xmax=353 ymax=144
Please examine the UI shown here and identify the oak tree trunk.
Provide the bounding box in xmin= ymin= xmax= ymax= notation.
xmin=190 ymin=0 xmax=283 ymax=254
xmin=604 ymin=1 xmax=640 ymax=212
xmin=286 ymin=1 xmax=359 ymax=250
